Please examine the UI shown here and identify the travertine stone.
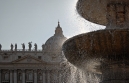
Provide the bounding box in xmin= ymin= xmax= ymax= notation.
xmin=77 ymin=0 xmax=129 ymax=28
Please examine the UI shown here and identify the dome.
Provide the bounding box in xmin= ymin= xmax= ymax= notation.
xmin=44 ymin=22 xmax=67 ymax=51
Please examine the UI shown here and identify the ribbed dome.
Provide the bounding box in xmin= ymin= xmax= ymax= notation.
xmin=44 ymin=22 xmax=67 ymax=51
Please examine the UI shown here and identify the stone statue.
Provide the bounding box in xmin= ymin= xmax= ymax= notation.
xmin=34 ymin=43 xmax=37 ymax=51
xmin=21 ymin=43 xmax=25 ymax=51
xmin=28 ymin=42 xmax=32 ymax=51
xmin=11 ymin=43 xmax=13 ymax=51
xmin=42 ymin=44 xmax=45 ymax=50
xmin=0 ymin=44 xmax=2 ymax=51
xmin=15 ymin=43 xmax=17 ymax=51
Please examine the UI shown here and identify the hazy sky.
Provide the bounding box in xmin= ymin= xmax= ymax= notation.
xmin=0 ymin=0 xmax=105 ymax=49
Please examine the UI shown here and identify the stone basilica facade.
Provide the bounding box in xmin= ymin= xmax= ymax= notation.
xmin=0 ymin=22 xmax=82 ymax=83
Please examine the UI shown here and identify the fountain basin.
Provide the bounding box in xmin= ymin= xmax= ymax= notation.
xmin=76 ymin=0 xmax=129 ymax=26
xmin=63 ymin=29 xmax=129 ymax=74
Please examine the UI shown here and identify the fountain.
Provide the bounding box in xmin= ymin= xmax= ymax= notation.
xmin=63 ymin=0 xmax=129 ymax=83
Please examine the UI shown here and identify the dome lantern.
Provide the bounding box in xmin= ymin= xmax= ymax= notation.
xmin=54 ymin=21 xmax=63 ymax=36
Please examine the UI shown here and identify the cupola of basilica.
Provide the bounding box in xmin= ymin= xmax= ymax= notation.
xmin=44 ymin=22 xmax=67 ymax=52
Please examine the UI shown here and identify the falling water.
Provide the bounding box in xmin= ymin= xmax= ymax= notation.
xmin=59 ymin=60 xmax=87 ymax=83
xmin=62 ymin=0 xmax=129 ymax=83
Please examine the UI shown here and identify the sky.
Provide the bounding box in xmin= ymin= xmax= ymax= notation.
xmin=0 ymin=0 xmax=105 ymax=49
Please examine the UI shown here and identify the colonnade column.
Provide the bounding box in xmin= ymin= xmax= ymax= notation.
xmin=14 ymin=69 xmax=17 ymax=83
xmin=43 ymin=70 xmax=46 ymax=83
xmin=34 ymin=69 xmax=37 ymax=83
xmin=0 ymin=69 xmax=1 ymax=83
xmin=10 ymin=70 xmax=13 ymax=83
xmin=22 ymin=69 xmax=25 ymax=83
xmin=47 ymin=70 xmax=50 ymax=83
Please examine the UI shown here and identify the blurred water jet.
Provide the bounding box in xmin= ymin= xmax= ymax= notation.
xmin=63 ymin=0 xmax=129 ymax=83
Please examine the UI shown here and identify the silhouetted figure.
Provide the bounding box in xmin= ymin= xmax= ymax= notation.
xmin=0 ymin=44 xmax=2 ymax=51
xmin=11 ymin=43 xmax=13 ymax=51
xmin=28 ymin=42 xmax=32 ymax=51
xmin=15 ymin=43 xmax=17 ymax=51
xmin=21 ymin=43 xmax=25 ymax=51
xmin=34 ymin=43 xmax=37 ymax=51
